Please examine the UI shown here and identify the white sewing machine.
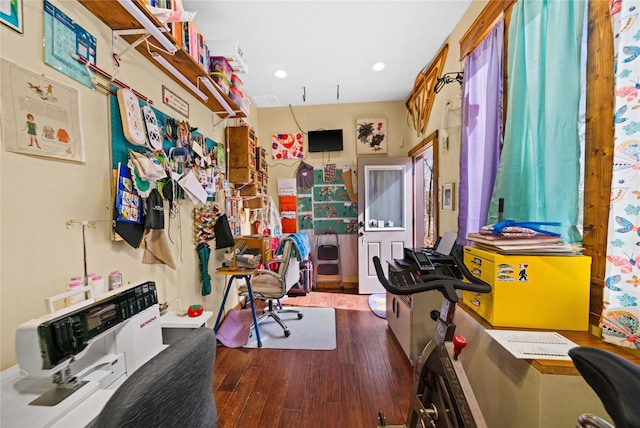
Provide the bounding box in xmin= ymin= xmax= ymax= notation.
xmin=1 ymin=282 xmax=165 ymax=427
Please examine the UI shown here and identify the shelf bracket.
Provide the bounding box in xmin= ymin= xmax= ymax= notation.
xmin=113 ymin=29 xmax=154 ymax=62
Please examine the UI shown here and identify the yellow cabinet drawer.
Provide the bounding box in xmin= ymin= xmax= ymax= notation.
xmin=463 ymin=246 xmax=591 ymax=331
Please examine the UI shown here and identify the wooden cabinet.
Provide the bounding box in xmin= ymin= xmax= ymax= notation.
xmin=227 ymin=126 xmax=257 ymax=169
xmin=386 ymin=291 xmax=441 ymax=363
xmin=78 ymin=0 xmax=245 ymax=118
xmin=227 ymin=126 xmax=268 ymax=190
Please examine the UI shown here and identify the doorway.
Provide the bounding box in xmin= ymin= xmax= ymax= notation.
xmin=357 ymin=157 xmax=413 ymax=294
xmin=410 ymin=131 xmax=439 ymax=248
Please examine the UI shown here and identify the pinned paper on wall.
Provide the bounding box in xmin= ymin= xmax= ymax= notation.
xmin=0 ymin=58 xmax=85 ymax=162
xmin=277 ymin=178 xmax=297 ymax=196
xmin=178 ymin=170 xmax=208 ymax=204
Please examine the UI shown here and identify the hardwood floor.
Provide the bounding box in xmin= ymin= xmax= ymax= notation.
xmin=213 ymin=291 xmax=414 ymax=427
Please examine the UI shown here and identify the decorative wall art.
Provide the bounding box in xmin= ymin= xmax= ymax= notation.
xmin=0 ymin=58 xmax=85 ymax=162
xmin=0 ymin=0 xmax=23 ymax=33
xmin=356 ymin=118 xmax=387 ymax=154
xmin=272 ymin=133 xmax=304 ymax=160
xmin=442 ymin=183 xmax=455 ymax=211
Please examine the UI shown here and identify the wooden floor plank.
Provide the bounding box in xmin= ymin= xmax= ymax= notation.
xmin=213 ymin=291 xmax=413 ymax=427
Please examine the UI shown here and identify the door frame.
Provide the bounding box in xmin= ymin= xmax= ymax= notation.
xmin=409 ymin=130 xmax=440 ymax=248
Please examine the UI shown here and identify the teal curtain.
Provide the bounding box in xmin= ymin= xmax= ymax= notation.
xmin=488 ymin=0 xmax=585 ymax=243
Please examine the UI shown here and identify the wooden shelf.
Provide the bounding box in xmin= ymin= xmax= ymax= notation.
xmin=79 ymin=0 xmax=246 ymax=118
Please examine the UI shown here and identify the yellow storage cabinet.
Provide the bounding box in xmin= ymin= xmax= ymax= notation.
xmin=463 ymin=246 xmax=591 ymax=331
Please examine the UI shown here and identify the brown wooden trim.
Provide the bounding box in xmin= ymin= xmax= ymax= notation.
xmin=410 ymin=130 xmax=440 ymax=244
xmin=584 ymin=0 xmax=614 ymax=326
xmin=459 ymin=0 xmax=516 ymax=61
xmin=406 ymin=44 xmax=449 ymax=136
xmin=408 ymin=130 xmax=439 ymax=156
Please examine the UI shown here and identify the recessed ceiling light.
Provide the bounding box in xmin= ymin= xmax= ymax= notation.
xmin=274 ymin=69 xmax=287 ymax=78
xmin=372 ymin=62 xmax=386 ymax=71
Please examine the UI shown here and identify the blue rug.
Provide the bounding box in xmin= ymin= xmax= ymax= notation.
xmin=368 ymin=294 xmax=386 ymax=318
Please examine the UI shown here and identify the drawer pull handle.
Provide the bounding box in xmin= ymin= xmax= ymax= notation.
xmin=472 ymin=257 xmax=482 ymax=266
xmin=472 ymin=268 xmax=481 ymax=276
xmin=470 ymin=298 xmax=481 ymax=307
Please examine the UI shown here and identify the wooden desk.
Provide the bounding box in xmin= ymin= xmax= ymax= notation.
xmin=454 ymin=304 xmax=640 ymax=427
xmin=214 ymin=267 xmax=262 ymax=347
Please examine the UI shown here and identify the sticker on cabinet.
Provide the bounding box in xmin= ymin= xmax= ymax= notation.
xmin=518 ymin=264 xmax=530 ymax=282
xmin=497 ymin=263 xmax=515 ymax=282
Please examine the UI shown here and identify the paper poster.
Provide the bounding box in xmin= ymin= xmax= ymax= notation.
xmin=0 ymin=58 xmax=85 ymax=162
xmin=43 ymin=1 xmax=96 ymax=89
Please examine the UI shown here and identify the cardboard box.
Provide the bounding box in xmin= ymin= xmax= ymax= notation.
xmin=235 ymin=235 xmax=271 ymax=262
xmin=462 ymin=246 xmax=591 ymax=331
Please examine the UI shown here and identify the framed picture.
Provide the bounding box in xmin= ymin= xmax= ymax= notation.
xmin=1 ymin=0 xmax=23 ymax=33
xmin=442 ymin=183 xmax=455 ymax=211
xmin=356 ymin=118 xmax=387 ymax=154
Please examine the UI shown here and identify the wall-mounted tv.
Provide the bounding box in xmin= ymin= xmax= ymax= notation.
xmin=308 ymin=129 xmax=343 ymax=152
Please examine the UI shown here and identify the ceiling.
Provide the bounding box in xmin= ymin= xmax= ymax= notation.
xmin=181 ymin=1 xmax=472 ymax=108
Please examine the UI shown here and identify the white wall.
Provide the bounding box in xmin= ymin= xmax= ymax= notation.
xmin=0 ymin=0 xmax=247 ymax=369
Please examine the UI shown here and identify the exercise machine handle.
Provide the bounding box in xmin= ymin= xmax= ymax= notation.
xmin=372 ymin=255 xmax=491 ymax=302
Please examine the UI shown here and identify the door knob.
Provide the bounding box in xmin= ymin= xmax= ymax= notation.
xmin=358 ymin=232 xmax=364 ymax=237
xmin=358 ymin=221 xmax=365 ymax=227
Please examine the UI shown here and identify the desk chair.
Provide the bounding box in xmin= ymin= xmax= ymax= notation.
xmin=239 ymin=238 xmax=303 ymax=337
xmin=86 ymin=328 xmax=217 ymax=428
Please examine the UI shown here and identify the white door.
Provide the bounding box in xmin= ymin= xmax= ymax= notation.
xmin=357 ymin=157 xmax=413 ymax=294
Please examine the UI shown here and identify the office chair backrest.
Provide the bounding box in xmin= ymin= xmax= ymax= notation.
xmin=279 ymin=238 xmax=301 ymax=294
xmin=86 ymin=328 xmax=217 ymax=428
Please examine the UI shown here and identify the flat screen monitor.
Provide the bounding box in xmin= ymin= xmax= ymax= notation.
xmin=308 ymin=129 xmax=343 ymax=152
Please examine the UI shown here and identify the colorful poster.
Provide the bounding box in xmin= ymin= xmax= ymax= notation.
xmin=0 ymin=0 xmax=22 ymax=33
xmin=272 ymin=133 xmax=303 ymax=160
xmin=0 ymin=58 xmax=85 ymax=162
xmin=44 ymin=1 xmax=96 ymax=89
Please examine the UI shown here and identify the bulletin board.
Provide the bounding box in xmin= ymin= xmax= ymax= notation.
xmin=296 ymin=168 xmax=358 ymax=235
xmin=109 ymin=93 xmax=217 ymax=169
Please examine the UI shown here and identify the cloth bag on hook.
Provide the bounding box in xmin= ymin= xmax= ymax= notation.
xmin=196 ymin=243 xmax=212 ymax=296
xmin=144 ymin=188 xmax=165 ymax=229
xmin=214 ymin=214 xmax=235 ymax=249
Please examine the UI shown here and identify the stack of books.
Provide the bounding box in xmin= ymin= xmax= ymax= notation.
xmin=466 ymin=233 xmax=576 ymax=255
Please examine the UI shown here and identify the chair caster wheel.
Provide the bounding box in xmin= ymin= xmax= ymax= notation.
xmin=298 ymin=313 xmax=304 ymax=319
xmin=284 ymin=330 xmax=291 ymax=337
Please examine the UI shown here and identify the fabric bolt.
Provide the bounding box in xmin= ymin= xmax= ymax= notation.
xmin=488 ymin=0 xmax=585 ymax=243
xmin=458 ymin=18 xmax=504 ymax=246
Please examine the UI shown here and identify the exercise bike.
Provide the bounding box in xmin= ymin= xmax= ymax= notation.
xmin=372 ymin=254 xmax=491 ymax=428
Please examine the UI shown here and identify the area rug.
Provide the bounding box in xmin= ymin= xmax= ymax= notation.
xmin=368 ymin=293 xmax=386 ymax=319
xmin=215 ymin=308 xmax=254 ymax=348
xmin=244 ymin=307 xmax=336 ymax=350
